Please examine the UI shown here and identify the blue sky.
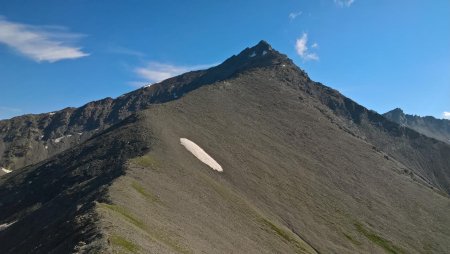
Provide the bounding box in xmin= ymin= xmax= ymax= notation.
xmin=0 ymin=0 xmax=449 ymax=120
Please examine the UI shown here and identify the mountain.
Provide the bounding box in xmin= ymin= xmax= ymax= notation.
xmin=0 ymin=41 xmax=288 ymax=172
xmin=384 ymin=108 xmax=450 ymax=144
xmin=0 ymin=41 xmax=449 ymax=253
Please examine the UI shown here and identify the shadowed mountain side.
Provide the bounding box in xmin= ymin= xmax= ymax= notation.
xmin=0 ymin=114 xmax=153 ymax=253
xmin=302 ymin=83 xmax=450 ymax=195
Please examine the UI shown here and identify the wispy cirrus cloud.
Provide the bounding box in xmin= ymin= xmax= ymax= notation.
xmin=295 ymin=33 xmax=319 ymax=61
xmin=0 ymin=16 xmax=89 ymax=62
xmin=130 ymin=62 xmax=216 ymax=87
xmin=443 ymin=112 xmax=450 ymax=120
xmin=334 ymin=0 xmax=355 ymax=7
xmin=107 ymin=45 xmax=145 ymax=58
xmin=288 ymin=11 xmax=302 ymax=21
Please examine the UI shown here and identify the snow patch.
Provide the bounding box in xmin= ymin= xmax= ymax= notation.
xmin=249 ymin=51 xmax=256 ymax=58
xmin=0 ymin=220 xmax=17 ymax=231
xmin=1 ymin=167 xmax=12 ymax=174
xmin=180 ymin=138 xmax=223 ymax=172
xmin=44 ymin=145 xmax=48 ymax=150
xmin=49 ymin=112 xmax=55 ymax=116
xmin=54 ymin=137 xmax=64 ymax=143
xmin=262 ymin=50 xmax=268 ymax=56
xmin=54 ymin=134 xmax=71 ymax=143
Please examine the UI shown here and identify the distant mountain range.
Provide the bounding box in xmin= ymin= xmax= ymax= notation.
xmin=384 ymin=108 xmax=450 ymax=144
xmin=0 ymin=41 xmax=449 ymax=253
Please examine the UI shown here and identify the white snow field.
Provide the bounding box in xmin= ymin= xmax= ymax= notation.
xmin=180 ymin=138 xmax=223 ymax=172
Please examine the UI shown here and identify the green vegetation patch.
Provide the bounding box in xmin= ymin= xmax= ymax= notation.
xmin=145 ymin=227 xmax=192 ymax=254
xmin=99 ymin=202 xmax=190 ymax=253
xmin=130 ymin=154 xmax=159 ymax=168
xmin=343 ymin=232 xmax=361 ymax=246
xmin=354 ymin=222 xmax=404 ymax=254
xmin=259 ymin=217 xmax=311 ymax=253
xmin=98 ymin=203 xmax=145 ymax=230
xmin=260 ymin=218 xmax=294 ymax=243
xmin=110 ymin=234 xmax=139 ymax=253
xmin=131 ymin=181 xmax=160 ymax=203
xmin=199 ymin=172 xmax=315 ymax=254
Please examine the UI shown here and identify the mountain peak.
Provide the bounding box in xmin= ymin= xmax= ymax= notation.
xmin=384 ymin=107 xmax=450 ymax=144
xmin=218 ymin=40 xmax=291 ymax=72
xmin=253 ymin=40 xmax=273 ymax=51
xmin=239 ymin=40 xmax=278 ymax=59
xmin=385 ymin=108 xmax=405 ymax=116
xmin=391 ymin=108 xmax=404 ymax=114
xmin=383 ymin=108 xmax=407 ymax=124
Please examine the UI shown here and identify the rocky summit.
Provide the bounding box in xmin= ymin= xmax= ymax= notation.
xmin=0 ymin=41 xmax=449 ymax=253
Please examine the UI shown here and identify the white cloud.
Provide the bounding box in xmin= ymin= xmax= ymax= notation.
xmin=334 ymin=0 xmax=355 ymax=7
xmin=133 ymin=62 xmax=216 ymax=86
xmin=288 ymin=11 xmax=302 ymax=21
xmin=443 ymin=112 xmax=450 ymax=120
xmin=0 ymin=17 xmax=89 ymax=62
xmin=295 ymin=33 xmax=319 ymax=61
xmin=311 ymin=42 xmax=319 ymax=48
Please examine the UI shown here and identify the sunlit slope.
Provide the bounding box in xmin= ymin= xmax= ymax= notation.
xmin=99 ymin=66 xmax=450 ymax=253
